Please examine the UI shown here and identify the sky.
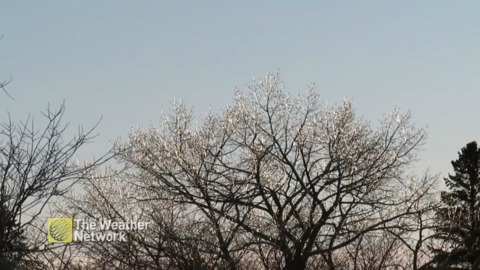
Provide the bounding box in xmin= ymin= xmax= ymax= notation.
xmin=1 ymin=1 xmax=479 ymax=185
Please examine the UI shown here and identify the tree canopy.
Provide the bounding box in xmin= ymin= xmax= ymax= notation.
xmin=58 ymin=73 xmax=438 ymax=269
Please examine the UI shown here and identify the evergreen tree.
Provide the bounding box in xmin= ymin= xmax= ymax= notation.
xmin=0 ymin=200 xmax=26 ymax=270
xmin=430 ymin=141 xmax=480 ymax=269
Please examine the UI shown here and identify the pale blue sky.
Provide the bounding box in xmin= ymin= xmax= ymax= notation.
xmin=1 ymin=2 xmax=480 ymax=181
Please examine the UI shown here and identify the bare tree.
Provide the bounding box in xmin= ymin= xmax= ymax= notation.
xmin=58 ymin=162 xmax=223 ymax=270
xmin=0 ymin=103 xmax=107 ymax=268
xmin=60 ymin=73 xmax=439 ymax=270
xmin=104 ymin=73 xmax=437 ymax=269
xmin=0 ymin=76 xmax=14 ymax=100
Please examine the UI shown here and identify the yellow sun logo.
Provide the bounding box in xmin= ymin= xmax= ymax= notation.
xmin=47 ymin=218 xmax=73 ymax=243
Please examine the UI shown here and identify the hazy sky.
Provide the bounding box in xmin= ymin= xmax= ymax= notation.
xmin=1 ymin=2 xmax=479 ymax=182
